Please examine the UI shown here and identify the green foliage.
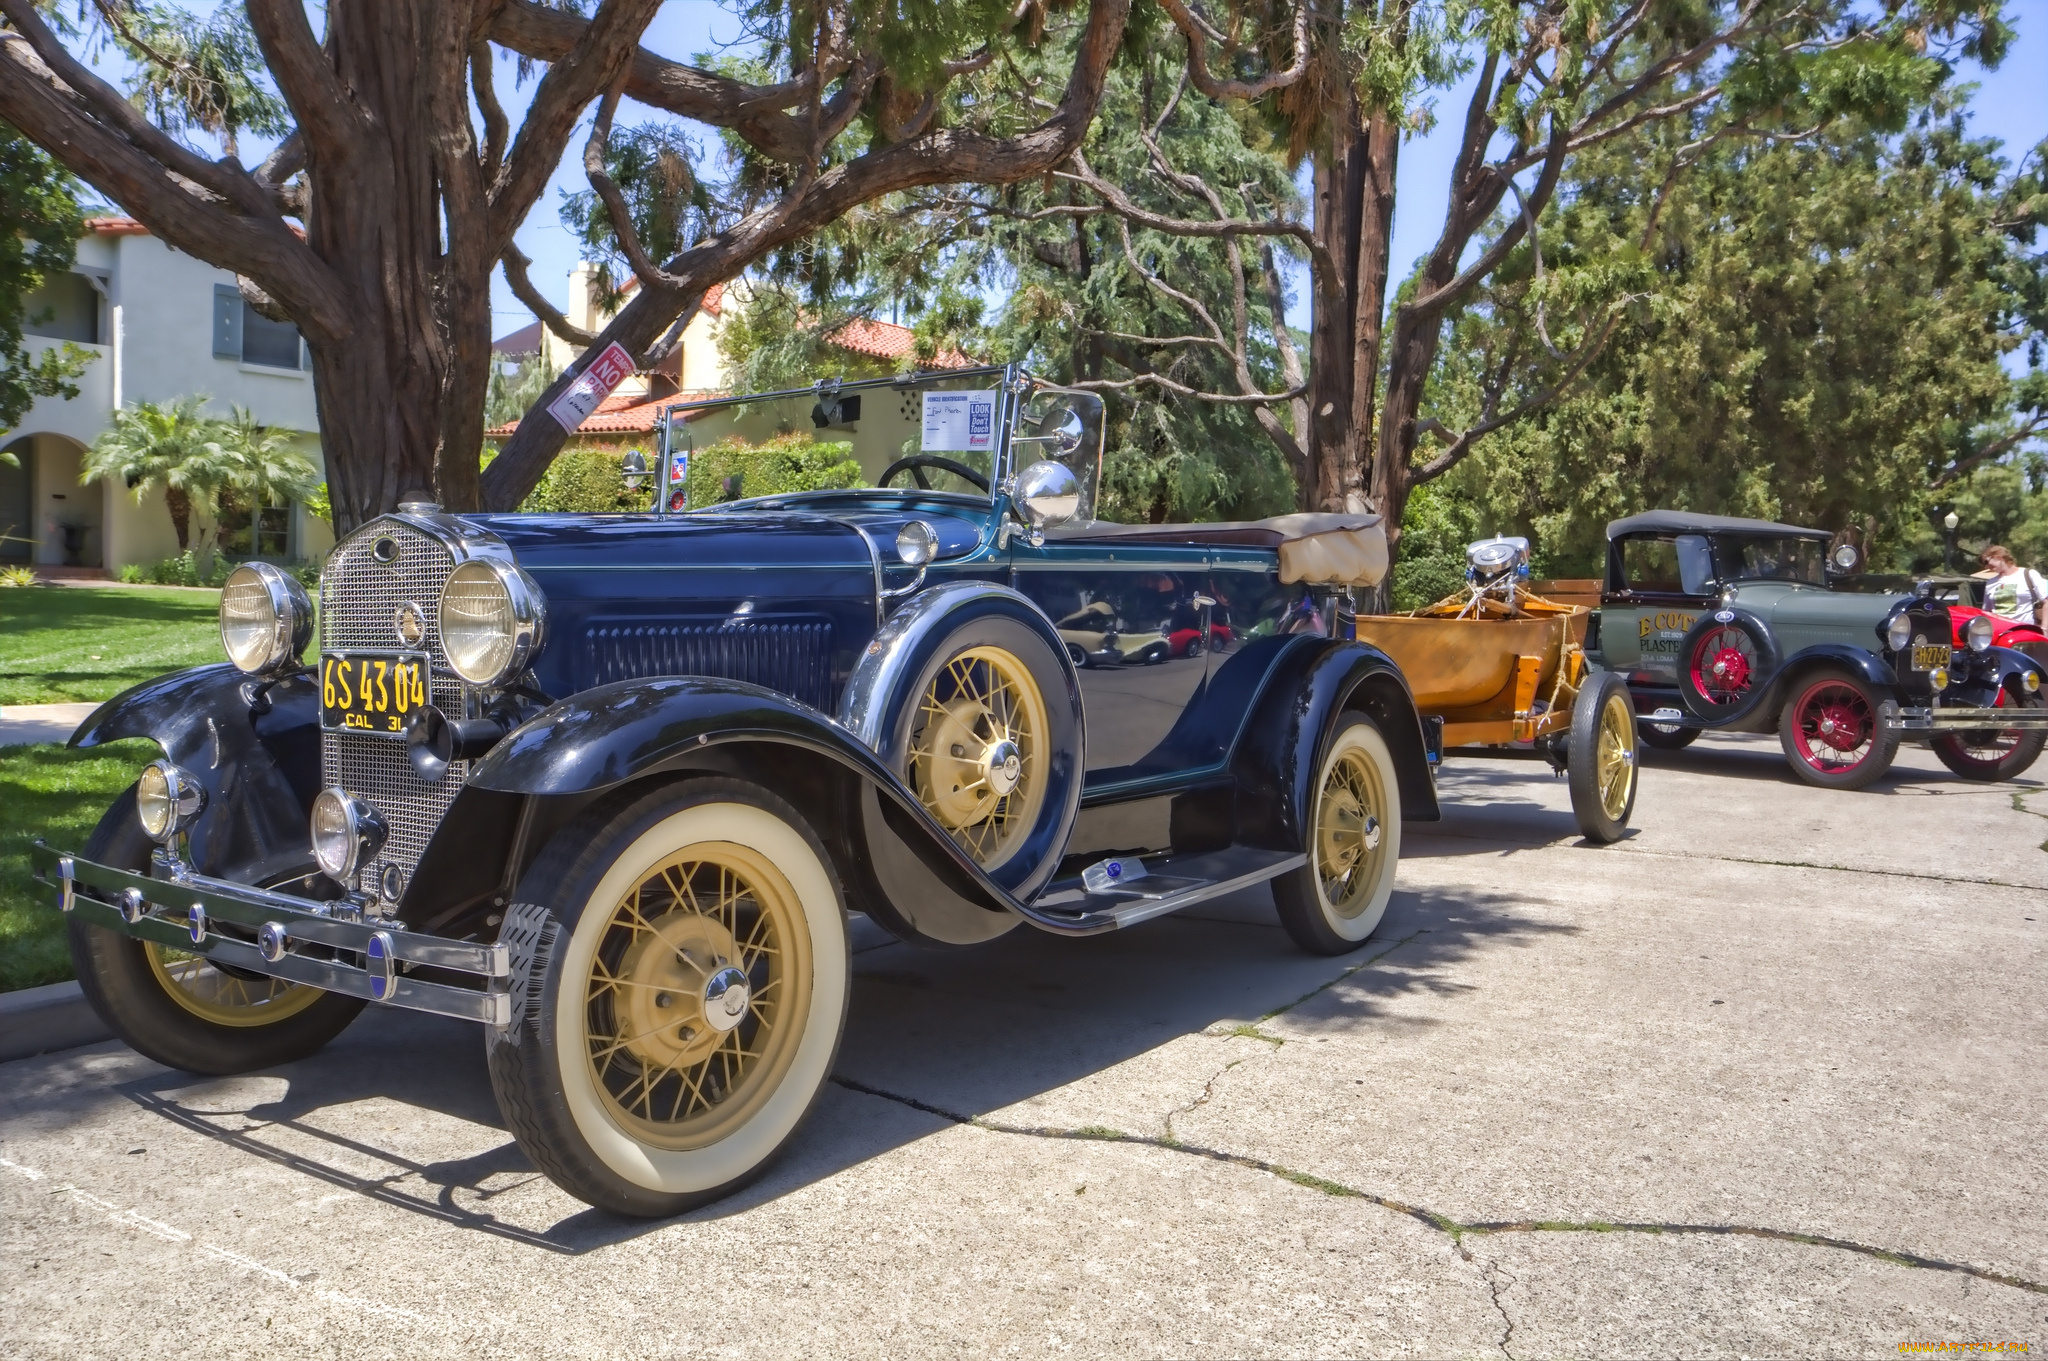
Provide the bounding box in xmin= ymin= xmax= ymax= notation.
xmin=118 ymin=549 xmax=230 ymax=588
xmin=518 ymin=448 xmax=653 ymax=513
xmin=105 ymin=4 xmax=290 ymax=158
xmin=560 ymin=126 xmax=712 ymax=312
xmin=1438 ymin=100 xmax=2034 ymax=574
xmin=0 ymin=120 xmax=92 ymax=439
xmin=486 ymin=353 xmax=558 ymax=432
xmin=683 ymin=433 xmax=864 ymax=505
xmin=1389 ymin=478 xmax=1483 ymax=610
xmin=1895 ymin=456 xmax=2048 ymax=573
xmin=715 ymin=284 xmax=900 ymax=393
xmin=303 ymin=481 xmax=332 ymax=528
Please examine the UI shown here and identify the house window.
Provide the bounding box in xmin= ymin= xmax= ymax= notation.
xmin=217 ymin=493 xmax=291 ymax=561
xmin=23 ymin=271 xmax=100 ymax=344
xmin=213 ymin=283 xmax=304 ymax=370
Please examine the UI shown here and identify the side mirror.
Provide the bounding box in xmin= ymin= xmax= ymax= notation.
xmin=1014 ymin=460 xmax=1080 ymax=542
xmin=1013 ymin=406 xmax=1086 ymax=454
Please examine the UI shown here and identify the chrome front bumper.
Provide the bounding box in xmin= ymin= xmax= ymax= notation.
xmin=30 ymin=841 xmax=510 ymax=1026
xmin=1880 ymin=703 xmax=2048 ymax=733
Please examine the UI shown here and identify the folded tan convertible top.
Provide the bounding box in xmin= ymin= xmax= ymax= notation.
xmin=1045 ymin=513 xmax=1389 ymax=586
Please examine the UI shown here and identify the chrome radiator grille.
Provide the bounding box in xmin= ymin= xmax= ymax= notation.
xmin=319 ymin=520 xmax=468 ymax=899
xmin=585 ymin=618 xmax=834 ymax=710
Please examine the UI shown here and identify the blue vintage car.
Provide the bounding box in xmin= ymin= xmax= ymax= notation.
xmin=34 ymin=366 xmax=1436 ymax=1217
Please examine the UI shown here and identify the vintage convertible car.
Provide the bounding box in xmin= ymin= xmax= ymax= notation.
xmin=1592 ymin=510 xmax=2047 ymax=788
xmin=32 ymin=366 xmax=1438 ymax=1218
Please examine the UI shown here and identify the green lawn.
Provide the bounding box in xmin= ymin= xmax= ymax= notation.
xmin=0 ymin=741 xmax=153 ymax=990
xmin=0 ymin=584 xmax=225 ymax=706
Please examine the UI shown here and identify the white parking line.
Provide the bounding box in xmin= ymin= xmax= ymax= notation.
xmin=6 ymin=1153 xmax=429 ymax=1329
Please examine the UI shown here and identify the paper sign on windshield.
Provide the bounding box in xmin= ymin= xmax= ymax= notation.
xmin=546 ymin=342 xmax=638 ymax=433
xmin=921 ymin=390 xmax=998 ymax=453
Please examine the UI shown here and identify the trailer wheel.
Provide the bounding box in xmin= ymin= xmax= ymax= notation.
xmin=1568 ymin=673 xmax=1638 ymax=843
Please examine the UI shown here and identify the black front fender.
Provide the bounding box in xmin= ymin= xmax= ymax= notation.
xmin=1228 ymin=639 xmax=1440 ymax=856
xmin=68 ymin=663 xmax=322 ymax=883
xmin=1766 ymin=644 xmax=1899 ymax=714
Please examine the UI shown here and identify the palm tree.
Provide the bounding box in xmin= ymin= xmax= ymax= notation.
xmin=213 ymin=404 xmax=319 ymax=506
xmin=81 ymin=396 xmax=235 ymax=551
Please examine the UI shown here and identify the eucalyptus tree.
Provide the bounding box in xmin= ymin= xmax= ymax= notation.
xmin=1032 ymin=0 xmax=2010 ymax=561
xmin=0 ymin=0 xmax=1135 ymax=531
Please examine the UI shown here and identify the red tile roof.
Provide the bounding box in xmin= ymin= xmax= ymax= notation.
xmin=84 ymin=216 xmax=149 ymax=236
xmin=485 ymin=388 xmax=673 ymax=438
xmin=492 ymin=320 xmax=543 ymax=357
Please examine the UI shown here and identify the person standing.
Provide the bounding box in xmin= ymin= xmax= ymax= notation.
xmin=1980 ymin=545 xmax=2048 ymax=626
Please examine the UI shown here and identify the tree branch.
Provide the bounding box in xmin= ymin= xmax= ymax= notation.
xmin=1155 ymin=0 xmax=1311 ymax=101
xmin=501 ymin=243 xmax=597 ymax=346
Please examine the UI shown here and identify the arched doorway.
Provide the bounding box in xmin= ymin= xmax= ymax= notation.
xmin=1 ymin=432 xmax=101 ymax=568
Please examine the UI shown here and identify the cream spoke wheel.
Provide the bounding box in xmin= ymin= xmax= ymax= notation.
xmin=906 ymin=645 xmax=1050 ymax=870
xmin=1596 ymin=693 xmax=1636 ymax=821
xmin=1273 ymin=715 xmax=1402 ymax=954
xmin=144 ymin=943 xmax=322 ymax=1028
xmin=1314 ymin=747 xmax=1389 ymax=918
xmin=581 ymin=840 xmax=809 ymax=1151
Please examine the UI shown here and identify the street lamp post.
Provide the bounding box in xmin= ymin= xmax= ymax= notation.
xmin=1943 ymin=510 xmax=1960 ymax=573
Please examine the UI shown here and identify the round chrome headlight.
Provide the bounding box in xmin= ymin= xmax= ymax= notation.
xmin=1884 ymin=613 xmax=1912 ymax=652
xmin=310 ymin=787 xmax=387 ymax=884
xmin=896 ymin=520 xmax=937 ymax=567
xmin=438 ymin=559 xmax=545 ymax=687
xmin=1965 ymin=615 xmax=1994 ymax=653
xmin=219 ymin=562 xmax=312 ymax=673
xmin=135 ymin=760 xmax=205 ymax=843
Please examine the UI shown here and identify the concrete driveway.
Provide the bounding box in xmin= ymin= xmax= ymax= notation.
xmin=3 ymin=733 xmax=2043 ymax=1358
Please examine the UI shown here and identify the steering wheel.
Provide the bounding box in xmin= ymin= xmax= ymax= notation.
xmin=877 ymin=454 xmax=990 ymax=493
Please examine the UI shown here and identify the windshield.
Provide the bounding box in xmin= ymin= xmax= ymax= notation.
xmin=1013 ymin=387 xmax=1105 ymax=524
xmin=662 ymin=372 xmax=1006 ymax=510
xmin=1714 ymin=535 xmax=1826 ymax=586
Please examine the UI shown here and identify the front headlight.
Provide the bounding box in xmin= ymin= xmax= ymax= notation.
xmin=1965 ymin=615 xmax=1994 ymax=653
xmin=1884 ymin=612 xmax=1912 ymax=652
xmin=219 ymin=562 xmax=312 ymax=673
xmin=136 ymin=760 xmax=204 ymax=843
xmin=438 ymin=559 xmax=545 ymax=686
xmin=310 ymin=787 xmax=387 ymax=884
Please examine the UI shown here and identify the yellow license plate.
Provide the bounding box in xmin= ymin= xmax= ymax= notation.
xmin=1911 ymin=643 xmax=1951 ymax=671
xmin=321 ymin=652 xmax=429 ymax=735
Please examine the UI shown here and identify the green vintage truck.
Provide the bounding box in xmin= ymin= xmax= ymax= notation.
xmin=1588 ymin=511 xmax=2047 ymax=789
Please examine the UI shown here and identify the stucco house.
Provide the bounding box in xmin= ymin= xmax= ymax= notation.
xmin=2 ymin=216 xmax=332 ymax=574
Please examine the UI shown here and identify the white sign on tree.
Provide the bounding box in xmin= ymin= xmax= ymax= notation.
xmin=546 ymin=342 xmax=639 ymax=432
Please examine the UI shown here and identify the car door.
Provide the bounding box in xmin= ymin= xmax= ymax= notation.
xmin=1009 ymin=542 xmax=1212 ymax=782
xmin=1603 ymin=533 xmax=1716 ymax=684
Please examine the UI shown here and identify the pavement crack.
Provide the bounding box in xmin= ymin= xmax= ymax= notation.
xmin=1478 ymin=1255 xmax=1518 ymax=1359
xmin=828 ymin=1077 xmax=2048 ymax=1300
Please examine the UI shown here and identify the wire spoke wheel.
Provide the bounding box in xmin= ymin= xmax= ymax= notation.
xmin=1596 ymin=691 xmax=1637 ymax=821
xmin=907 ymin=645 xmax=1050 ymax=869
xmin=1689 ymin=626 xmax=1758 ymax=707
xmin=1932 ymin=692 xmax=2047 ymax=782
xmin=582 ymin=841 xmax=810 ymax=1152
xmin=1791 ymin=681 xmax=1874 ymax=772
xmin=144 ymin=945 xmax=323 ymax=1028
xmin=1314 ymin=744 xmax=1390 ymax=919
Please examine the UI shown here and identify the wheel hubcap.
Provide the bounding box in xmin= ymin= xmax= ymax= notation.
xmin=1315 ymin=747 xmax=1388 ymax=918
xmin=585 ymin=843 xmax=807 ymax=1149
xmin=1596 ymin=693 xmax=1636 ymax=819
xmin=909 ymin=646 xmax=1050 ymax=867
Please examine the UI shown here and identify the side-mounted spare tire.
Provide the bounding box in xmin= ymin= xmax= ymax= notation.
xmin=840 ymin=583 xmax=1085 ymax=905
xmin=1677 ymin=607 xmax=1780 ymax=725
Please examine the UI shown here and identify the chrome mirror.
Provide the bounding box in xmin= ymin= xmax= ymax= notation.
xmin=1013 ymin=406 xmax=1086 ymax=455
xmin=1015 ymin=460 xmax=1081 ymax=540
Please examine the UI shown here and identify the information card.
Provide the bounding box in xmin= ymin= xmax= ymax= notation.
xmin=920 ymin=390 xmax=998 ymax=453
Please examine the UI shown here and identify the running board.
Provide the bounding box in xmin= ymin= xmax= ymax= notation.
xmin=1027 ymin=848 xmax=1306 ymax=932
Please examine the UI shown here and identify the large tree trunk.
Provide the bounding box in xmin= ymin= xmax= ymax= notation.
xmin=1303 ymin=86 xmax=1398 ymax=515
xmin=163 ymin=485 xmax=191 ymax=551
